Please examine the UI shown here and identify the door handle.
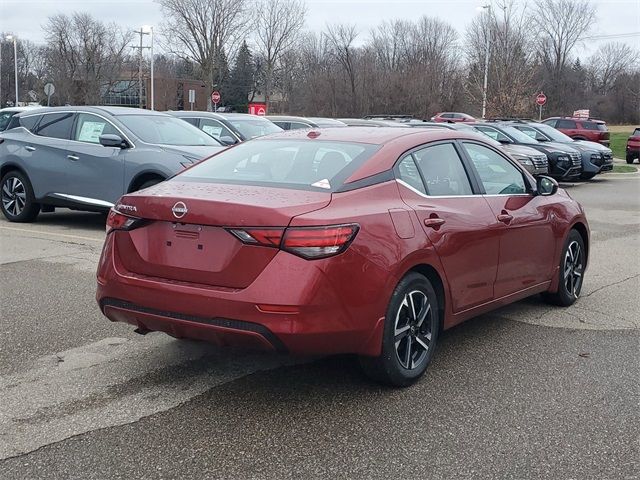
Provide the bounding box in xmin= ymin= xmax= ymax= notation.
xmin=497 ymin=212 xmax=513 ymax=224
xmin=424 ymin=217 xmax=446 ymax=229
xmin=67 ymin=154 xmax=79 ymax=161
xmin=25 ymin=146 xmax=36 ymax=152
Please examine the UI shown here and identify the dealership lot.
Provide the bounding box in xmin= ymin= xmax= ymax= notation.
xmin=0 ymin=172 xmax=638 ymax=478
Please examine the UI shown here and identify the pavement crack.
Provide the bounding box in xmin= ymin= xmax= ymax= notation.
xmin=583 ymin=274 xmax=640 ymax=298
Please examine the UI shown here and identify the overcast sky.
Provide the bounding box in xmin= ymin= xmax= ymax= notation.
xmin=1 ymin=0 xmax=639 ymax=58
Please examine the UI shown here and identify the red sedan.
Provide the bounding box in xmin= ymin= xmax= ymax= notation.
xmin=97 ymin=128 xmax=589 ymax=386
xmin=430 ymin=112 xmax=476 ymax=123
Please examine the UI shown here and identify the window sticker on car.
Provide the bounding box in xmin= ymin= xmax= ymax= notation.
xmin=78 ymin=121 xmax=106 ymax=143
xmin=202 ymin=125 xmax=223 ymax=137
xmin=311 ymin=179 xmax=331 ymax=189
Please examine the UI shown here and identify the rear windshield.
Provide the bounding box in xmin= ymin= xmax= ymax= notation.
xmin=178 ymin=139 xmax=380 ymax=191
xmin=118 ymin=115 xmax=222 ymax=146
xmin=226 ymin=117 xmax=282 ymax=139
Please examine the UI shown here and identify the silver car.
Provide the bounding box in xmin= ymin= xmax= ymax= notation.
xmin=0 ymin=106 xmax=226 ymax=222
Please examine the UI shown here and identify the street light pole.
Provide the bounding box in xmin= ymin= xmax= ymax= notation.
xmin=6 ymin=35 xmax=18 ymax=106
xmin=142 ymin=26 xmax=154 ymax=110
xmin=481 ymin=4 xmax=491 ymax=120
xmin=132 ymin=29 xmax=150 ymax=109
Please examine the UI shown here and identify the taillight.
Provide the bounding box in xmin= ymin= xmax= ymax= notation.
xmin=105 ymin=209 xmax=143 ymax=234
xmin=227 ymin=224 xmax=359 ymax=260
xmin=228 ymin=228 xmax=284 ymax=247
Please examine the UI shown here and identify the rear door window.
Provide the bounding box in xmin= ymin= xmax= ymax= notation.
xmin=412 ymin=143 xmax=473 ymax=196
xmin=463 ymin=142 xmax=527 ymax=195
xmin=395 ymin=156 xmax=427 ymax=194
xmin=557 ymin=120 xmax=577 ymax=129
xmin=474 ymin=126 xmax=510 ymax=143
xmin=582 ymin=122 xmax=606 ymax=131
xmin=200 ymin=118 xmax=234 ymax=141
xmin=181 ymin=117 xmax=199 ymax=127
xmin=35 ymin=113 xmax=74 ymax=139
xmin=288 ymin=122 xmax=311 ymax=130
xmin=73 ymin=113 xmax=119 ymax=144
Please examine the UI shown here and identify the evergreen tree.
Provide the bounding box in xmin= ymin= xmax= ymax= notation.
xmin=228 ymin=41 xmax=254 ymax=112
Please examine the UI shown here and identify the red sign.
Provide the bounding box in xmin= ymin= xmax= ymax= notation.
xmin=536 ymin=92 xmax=547 ymax=106
xmin=211 ymin=91 xmax=221 ymax=104
xmin=248 ymin=102 xmax=267 ymax=116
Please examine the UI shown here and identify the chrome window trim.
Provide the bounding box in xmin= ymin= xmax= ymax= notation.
xmin=396 ymin=179 xmax=532 ymax=199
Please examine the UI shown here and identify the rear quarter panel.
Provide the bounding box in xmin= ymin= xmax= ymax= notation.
xmin=289 ymin=181 xmax=450 ymax=354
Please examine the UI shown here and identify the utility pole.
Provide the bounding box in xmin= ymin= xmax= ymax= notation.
xmin=480 ymin=4 xmax=491 ymax=120
xmin=131 ymin=29 xmax=150 ymax=109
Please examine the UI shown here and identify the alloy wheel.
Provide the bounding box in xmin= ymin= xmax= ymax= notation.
xmin=1 ymin=176 xmax=26 ymax=217
xmin=563 ymin=240 xmax=584 ymax=299
xmin=394 ymin=290 xmax=433 ymax=370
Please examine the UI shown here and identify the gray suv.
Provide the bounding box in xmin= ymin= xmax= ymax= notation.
xmin=0 ymin=106 xmax=225 ymax=222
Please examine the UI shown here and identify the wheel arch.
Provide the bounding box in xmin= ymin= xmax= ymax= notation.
xmin=571 ymin=221 xmax=589 ymax=263
xmin=407 ymin=263 xmax=447 ymax=332
xmin=127 ymin=170 xmax=166 ymax=193
xmin=1 ymin=163 xmax=30 ymax=183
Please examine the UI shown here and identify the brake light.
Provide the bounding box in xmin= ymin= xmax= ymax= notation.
xmin=227 ymin=224 xmax=359 ymax=259
xmin=105 ymin=209 xmax=143 ymax=234
xmin=228 ymin=228 xmax=284 ymax=247
xmin=282 ymin=224 xmax=359 ymax=259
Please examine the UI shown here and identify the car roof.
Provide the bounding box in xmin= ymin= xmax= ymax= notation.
xmin=257 ymin=125 xmax=480 ymax=146
xmin=0 ymin=106 xmax=39 ymax=113
xmin=16 ymin=106 xmax=171 ymax=117
xmin=168 ymin=110 xmax=226 ymax=119
xmin=266 ymin=115 xmax=315 ymax=123
xmin=218 ymin=113 xmax=271 ymax=120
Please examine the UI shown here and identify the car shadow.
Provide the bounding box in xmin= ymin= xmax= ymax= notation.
xmin=34 ymin=209 xmax=107 ymax=231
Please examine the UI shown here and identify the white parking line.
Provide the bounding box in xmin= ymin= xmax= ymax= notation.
xmin=0 ymin=226 xmax=104 ymax=243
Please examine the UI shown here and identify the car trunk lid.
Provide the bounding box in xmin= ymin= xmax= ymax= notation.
xmin=112 ymin=181 xmax=331 ymax=288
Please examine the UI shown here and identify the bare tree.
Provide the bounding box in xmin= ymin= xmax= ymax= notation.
xmin=254 ymin=0 xmax=306 ymax=110
xmin=466 ymin=0 xmax=536 ymax=116
xmin=156 ymin=0 xmax=250 ymax=109
xmin=533 ymin=0 xmax=596 ymax=78
xmin=325 ymin=24 xmax=359 ymax=115
xmin=43 ymin=13 xmax=131 ymax=105
xmin=588 ymin=42 xmax=635 ymax=93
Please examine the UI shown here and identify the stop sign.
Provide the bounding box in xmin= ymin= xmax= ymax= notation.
xmin=211 ymin=91 xmax=221 ymax=104
xmin=536 ymin=92 xmax=547 ymax=106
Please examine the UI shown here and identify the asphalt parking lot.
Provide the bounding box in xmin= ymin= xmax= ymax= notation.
xmin=0 ymin=171 xmax=638 ymax=479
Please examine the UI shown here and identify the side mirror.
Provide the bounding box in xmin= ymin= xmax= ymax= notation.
xmin=219 ymin=136 xmax=237 ymax=146
xmin=99 ymin=134 xmax=127 ymax=148
xmin=537 ymin=136 xmax=549 ymax=142
xmin=498 ymin=138 xmax=512 ymax=145
xmin=536 ymin=175 xmax=558 ymax=196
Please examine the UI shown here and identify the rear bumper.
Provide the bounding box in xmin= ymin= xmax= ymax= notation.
xmin=96 ymin=233 xmax=388 ymax=356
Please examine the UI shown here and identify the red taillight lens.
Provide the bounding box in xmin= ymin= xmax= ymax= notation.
xmin=282 ymin=224 xmax=359 ymax=259
xmin=227 ymin=228 xmax=284 ymax=247
xmin=227 ymin=224 xmax=359 ymax=259
xmin=105 ymin=209 xmax=143 ymax=234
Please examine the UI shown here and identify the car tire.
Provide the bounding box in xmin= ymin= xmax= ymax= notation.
xmin=359 ymin=272 xmax=439 ymax=387
xmin=626 ymin=155 xmax=635 ymax=164
xmin=1 ymin=170 xmax=40 ymax=222
xmin=543 ymin=229 xmax=586 ymax=307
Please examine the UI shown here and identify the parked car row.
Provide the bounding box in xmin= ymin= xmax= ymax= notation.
xmin=0 ymin=105 xmax=622 ymax=224
xmin=0 ymin=106 xmax=226 ymax=222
